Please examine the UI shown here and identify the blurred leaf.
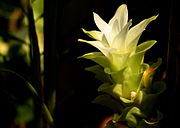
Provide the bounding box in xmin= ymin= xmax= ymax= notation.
xmin=42 ymin=103 xmax=54 ymax=124
xmin=11 ymin=23 xmax=29 ymax=42
xmin=32 ymin=0 xmax=43 ymax=20
xmin=0 ymin=40 xmax=9 ymax=56
xmin=35 ymin=18 xmax=44 ymax=53
xmin=48 ymin=90 xmax=56 ymax=114
xmin=27 ymin=0 xmax=42 ymax=97
xmin=15 ymin=98 xmax=34 ymax=123
xmin=0 ymin=1 xmax=21 ymax=18
xmin=0 ymin=31 xmax=26 ymax=44
xmin=0 ymin=56 xmax=4 ymax=63
xmin=40 ymin=52 xmax=44 ymax=72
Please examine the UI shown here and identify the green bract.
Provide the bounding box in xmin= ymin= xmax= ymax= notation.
xmin=78 ymin=3 xmax=165 ymax=128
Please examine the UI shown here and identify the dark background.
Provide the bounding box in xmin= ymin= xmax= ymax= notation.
xmin=44 ymin=0 xmax=179 ymax=128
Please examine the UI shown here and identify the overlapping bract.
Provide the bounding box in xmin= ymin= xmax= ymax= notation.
xmin=79 ymin=4 xmax=158 ymax=101
xmin=78 ymin=4 xmax=164 ymax=127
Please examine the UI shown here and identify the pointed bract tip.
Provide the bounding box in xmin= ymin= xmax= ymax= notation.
xmin=120 ymin=4 xmax=127 ymax=7
xmin=93 ymin=12 xmax=97 ymax=16
xmin=81 ymin=28 xmax=86 ymax=33
xmin=151 ymin=14 xmax=159 ymax=21
xmin=77 ymin=39 xmax=83 ymax=42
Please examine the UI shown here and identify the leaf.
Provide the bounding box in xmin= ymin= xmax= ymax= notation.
xmin=136 ymin=40 xmax=157 ymax=53
xmin=92 ymin=94 xmax=124 ymax=113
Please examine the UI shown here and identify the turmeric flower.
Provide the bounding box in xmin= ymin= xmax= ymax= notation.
xmin=79 ymin=4 xmax=158 ymax=72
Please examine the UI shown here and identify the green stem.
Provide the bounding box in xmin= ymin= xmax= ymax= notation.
xmin=27 ymin=0 xmax=43 ymax=98
xmin=26 ymin=1 xmax=45 ymax=127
